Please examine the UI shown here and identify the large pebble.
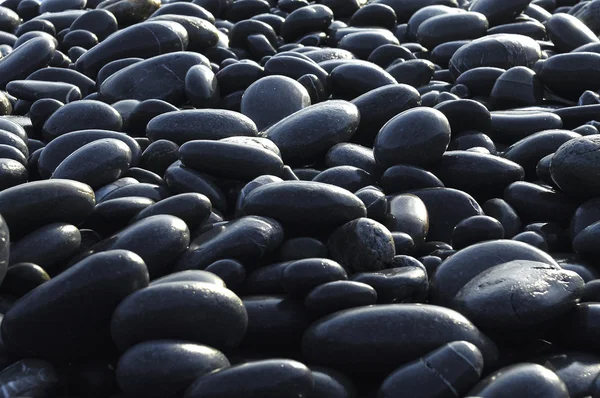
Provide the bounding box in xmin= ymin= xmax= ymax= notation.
xmin=75 ymin=21 xmax=188 ymax=78
xmin=100 ymin=52 xmax=209 ymax=106
xmin=111 ymin=281 xmax=247 ymax=351
xmin=301 ymin=303 xmax=497 ymax=374
xmin=1 ymin=250 xmax=149 ymax=361
xmin=452 ymin=260 xmax=585 ymax=331
xmin=449 ymin=34 xmax=542 ymax=78
xmin=42 ymin=100 xmax=123 ymax=141
xmin=116 ymin=340 xmax=230 ymax=398
xmin=175 ymin=215 xmax=283 ymax=271
xmin=374 ymin=107 xmax=451 ymax=168
xmin=550 ymin=135 xmax=600 ymax=199
xmin=0 ymin=179 xmax=95 ymax=240
xmin=183 ymin=359 xmax=314 ymax=398
xmin=265 ymin=100 xmax=360 ymax=166
xmin=179 ymin=139 xmax=284 ymax=180
xmin=378 ymin=341 xmax=484 ymax=398
xmin=147 ymin=109 xmax=258 ymax=145
xmin=241 ymin=181 xmax=366 ymax=232
xmin=430 ymin=240 xmax=560 ymax=305
xmin=0 ymin=37 xmax=55 ymax=90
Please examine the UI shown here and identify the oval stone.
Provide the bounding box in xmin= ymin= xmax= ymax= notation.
xmin=301 ymin=304 xmax=497 ymax=374
xmin=1 ymin=250 xmax=149 ymax=362
xmin=111 ymin=281 xmax=247 ymax=351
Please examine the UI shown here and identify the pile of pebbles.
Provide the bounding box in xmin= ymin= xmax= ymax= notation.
xmin=1 ymin=0 xmax=600 ymax=396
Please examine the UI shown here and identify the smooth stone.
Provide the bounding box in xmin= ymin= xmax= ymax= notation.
xmin=430 ymin=239 xmax=560 ymax=305
xmin=228 ymin=19 xmax=277 ymax=52
xmin=83 ymin=197 xmax=155 ymax=237
xmin=164 ymin=163 xmax=227 ymax=213
xmin=0 ymin=145 xmax=26 ymax=166
xmin=489 ymin=110 xmax=563 ymax=145
xmin=449 ymin=34 xmax=542 ymax=79
xmin=312 ymin=166 xmax=374 ymax=192
xmin=74 ymin=21 xmax=187 ymax=79
xmin=9 ymin=223 xmax=80 ymax=274
xmin=326 ymin=143 xmax=384 ymax=179
xmin=370 ymin=0 xmax=459 ymax=24
xmin=147 ymin=109 xmax=258 ymax=145
xmin=0 ymin=263 xmax=49 ymax=298
xmin=310 ymin=367 xmax=356 ymax=398
xmin=0 ymin=129 xmax=27 ymax=157
xmin=378 ymin=341 xmax=484 ymax=398
xmin=573 ymin=221 xmax=600 ymax=257
xmin=434 ymin=99 xmax=491 ymax=134
xmin=513 ymin=231 xmax=548 ymax=251
xmin=27 ymin=67 xmax=95 ymax=98
xmin=184 ymin=64 xmax=219 ymax=109
xmin=301 ymin=304 xmax=497 ymax=375
xmin=96 ymin=0 xmax=161 ymax=25
xmin=150 ymin=2 xmax=215 ymax=23
xmin=183 ymin=359 xmax=314 ymax=398
xmin=374 ymin=107 xmax=451 ymax=168
xmin=0 ymin=37 xmax=56 ymax=90
xmin=235 ymin=173 xmax=283 ymax=216
xmin=452 ymin=260 xmax=584 ymax=331
xmin=570 ymin=197 xmax=600 ymax=241
xmin=265 ymin=100 xmax=360 ymax=166
xmin=96 ymin=58 xmax=143 ymax=87
xmin=468 ymin=0 xmax=531 ymax=25
xmin=131 ymin=193 xmax=211 ymax=231
xmin=0 ymin=180 xmax=94 ymax=240
xmin=42 ymin=100 xmax=123 ymax=141
xmin=537 ymin=53 xmax=600 ymax=101
xmin=384 ymin=193 xmax=429 ymax=245
xmin=242 ymin=261 xmax=290 ymax=295
xmin=431 ymin=151 xmax=524 ymax=201
xmin=546 ymin=13 xmax=599 ymax=53
xmin=242 ymin=181 xmax=366 ymax=233
xmin=504 ymin=181 xmax=578 ymax=226
xmin=503 ymin=130 xmax=581 ymax=181
xmin=407 ymin=187 xmax=483 ymax=243
xmin=350 ymin=84 xmax=421 ymax=146
xmin=174 ymin=216 xmax=283 ymax=272
xmin=349 ymin=3 xmax=397 ymax=30
xmin=280 ymin=4 xmax=333 ymax=42
xmin=282 ymin=258 xmax=347 ymax=296
xmin=70 ymin=9 xmax=118 ymax=41
xmin=111 ymin=281 xmax=247 ymax=351
xmin=1 ymin=250 xmax=149 ymax=361
xmin=179 ymin=139 xmax=284 ymax=180
xmin=240 ymin=75 xmax=310 ymax=130
xmin=6 ymin=80 xmax=80 ymax=103
xmin=0 ymin=359 xmax=58 ymax=398
xmin=534 ymin=352 xmax=600 ymax=398
xmin=32 ymin=10 xmax=86 ymax=32
xmin=468 ymin=363 xmax=569 ymax=398
xmin=205 ymin=259 xmax=246 ymax=291
xmin=37 ymin=129 xmax=141 ymax=179
xmin=139 ymin=139 xmax=178 ymax=176
xmin=451 ymin=215 xmax=505 ymax=250
xmin=240 ymin=295 xmax=311 ymax=350
xmin=353 ymin=186 xmax=387 ymax=223
xmin=116 ymin=341 xmax=229 ymax=398
xmin=51 ymin=138 xmax=132 ymax=189
xmin=551 ymin=136 xmax=600 ymax=199
xmin=99 ymin=52 xmax=209 ymax=106
xmin=93 ymin=177 xmax=139 ymax=202
xmin=455 ymin=66 xmax=505 ymax=96
xmin=368 ymin=44 xmax=416 ymax=68
xmin=151 ymin=270 xmax=225 ymax=288
xmin=417 ymin=12 xmax=488 ymax=49
xmin=127 ymin=99 xmax=178 ymax=137
xmin=149 ymin=15 xmax=219 ymax=52
xmin=330 ymin=62 xmax=397 ymax=100
xmin=216 ymin=60 xmax=265 ymax=97
xmin=89 ymin=215 xmax=189 ymax=279
xmin=352 ymin=265 xmax=428 ymax=304
xmin=304 ymin=280 xmax=377 ymax=317
xmin=0 ymin=158 xmax=26 ymax=191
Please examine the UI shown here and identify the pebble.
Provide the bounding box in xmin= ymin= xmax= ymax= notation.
xmin=452 ymin=260 xmax=585 ymax=331
xmin=111 ymin=281 xmax=247 ymax=351
xmin=1 ymin=250 xmax=149 ymax=361
xmin=302 ymin=303 xmax=498 ymax=375
xmin=378 ymin=341 xmax=484 ymax=398
xmin=116 ymin=341 xmax=230 ymax=398
xmin=183 ymin=359 xmax=314 ymax=398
